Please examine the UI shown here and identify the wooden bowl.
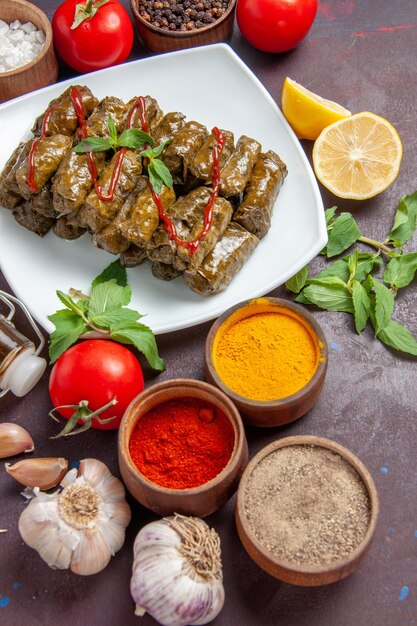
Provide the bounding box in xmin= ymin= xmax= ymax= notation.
xmin=130 ymin=0 xmax=237 ymax=54
xmin=0 ymin=0 xmax=58 ymax=103
xmin=236 ymin=436 xmax=379 ymax=586
xmin=205 ymin=297 xmax=328 ymax=427
xmin=118 ymin=378 xmax=249 ymax=517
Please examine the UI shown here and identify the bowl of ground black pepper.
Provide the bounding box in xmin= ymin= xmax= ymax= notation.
xmin=205 ymin=297 xmax=328 ymax=427
xmin=236 ymin=436 xmax=379 ymax=586
xmin=130 ymin=0 xmax=237 ymax=53
xmin=118 ymin=378 xmax=248 ymax=517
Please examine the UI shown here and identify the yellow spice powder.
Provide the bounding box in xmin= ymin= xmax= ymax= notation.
xmin=213 ymin=307 xmax=320 ymax=401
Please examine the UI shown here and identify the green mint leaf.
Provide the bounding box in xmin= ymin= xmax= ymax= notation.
xmin=91 ymin=259 xmax=127 ymax=287
xmin=325 ymin=206 xmax=337 ymax=226
xmin=372 ymin=278 xmax=395 ymax=334
xmin=56 ymin=290 xmax=86 ymax=317
xmin=118 ymin=129 xmax=153 ymax=149
xmin=295 ymin=291 xmax=314 ymax=305
xmin=347 ymin=250 xmax=359 ymax=284
xmin=388 ymin=192 xmax=417 ymax=246
xmin=74 ymin=137 xmax=112 ymax=153
xmin=89 ymin=281 xmax=131 ymax=317
xmin=351 ymin=280 xmax=371 ymax=334
xmin=285 ymin=266 xmax=309 ymax=293
xmin=377 ymin=319 xmax=417 ymax=356
xmin=110 ymin=323 xmax=166 ymax=371
xmin=141 ymin=138 xmax=171 ymax=160
xmin=302 ymin=277 xmax=354 ymax=313
xmin=107 ymin=117 xmax=118 ymax=146
xmin=313 ymin=259 xmax=350 ymax=283
xmin=148 ymin=162 xmax=163 ymax=195
xmin=91 ymin=306 xmax=142 ymax=329
xmin=47 ymin=310 xmax=87 ymax=363
xmin=152 ymin=138 xmax=171 ymax=159
xmin=326 ymin=212 xmax=361 ymax=258
xmin=353 ymin=253 xmax=382 ymax=282
xmin=152 ymin=158 xmax=173 ymax=189
xmin=383 ymin=253 xmax=417 ymax=289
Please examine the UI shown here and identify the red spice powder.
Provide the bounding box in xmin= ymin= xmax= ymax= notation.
xmin=129 ymin=397 xmax=235 ymax=489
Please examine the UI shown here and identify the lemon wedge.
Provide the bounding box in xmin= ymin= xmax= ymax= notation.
xmin=312 ymin=111 xmax=403 ymax=200
xmin=281 ymin=77 xmax=352 ymax=140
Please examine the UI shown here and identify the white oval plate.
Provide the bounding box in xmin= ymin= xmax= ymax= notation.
xmin=0 ymin=44 xmax=326 ymax=334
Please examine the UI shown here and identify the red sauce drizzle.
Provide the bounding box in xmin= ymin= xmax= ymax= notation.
xmin=27 ymin=107 xmax=54 ymax=193
xmin=152 ymin=127 xmax=225 ymax=255
xmin=70 ymin=85 xmax=127 ymax=202
xmin=126 ymin=96 xmax=149 ymax=132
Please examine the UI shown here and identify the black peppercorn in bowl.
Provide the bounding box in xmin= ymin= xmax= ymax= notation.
xmin=130 ymin=0 xmax=237 ymax=54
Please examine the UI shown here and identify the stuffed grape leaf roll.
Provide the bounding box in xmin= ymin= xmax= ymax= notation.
xmin=31 ymin=85 xmax=97 ymax=137
xmin=219 ymin=135 xmax=262 ymax=197
xmin=233 ymin=150 xmax=288 ymax=239
xmin=184 ymin=222 xmax=259 ymax=295
xmin=120 ymin=184 xmax=175 ymax=248
xmin=190 ymin=129 xmax=234 ymax=182
xmin=16 ymin=134 xmax=73 ymax=198
xmin=12 ymin=202 xmax=55 ymax=237
xmin=53 ymin=213 xmax=86 ymax=240
xmin=163 ymin=121 xmax=208 ymax=184
xmin=52 ymin=97 xmax=126 ymax=215
xmin=177 ymin=196 xmax=233 ymax=272
xmin=80 ymin=150 xmax=143 ymax=232
xmin=124 ymin=96 xmax=163 ymax=133
xmin=120 ymin=245 xmax=148 ymax=268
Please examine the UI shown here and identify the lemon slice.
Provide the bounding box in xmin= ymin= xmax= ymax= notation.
xmin=281 ymin=77 xmax=351 ymax=140
xmin=313 ymin=112 xmax=403 ymax=200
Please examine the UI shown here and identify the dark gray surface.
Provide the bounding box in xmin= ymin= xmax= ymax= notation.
xmin=1 ymin=1 xmax=417 ymax=625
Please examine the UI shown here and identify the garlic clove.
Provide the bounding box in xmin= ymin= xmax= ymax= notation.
xmin=18 ymin=505 xmax=72 ymax=570
xmin=70 ymin=526 xmax=112 ymax=576
xmin=6 ymin=457 xmax=68 ymax=489
xmin=100 ymin=517 xmax=128 ymax=555
xmin=0 ymin=423 xmax=34 ymax=458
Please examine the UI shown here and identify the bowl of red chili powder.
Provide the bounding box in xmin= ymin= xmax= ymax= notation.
xmin=205 ymin=297 xmax=328 ymax=427
xmin=118 ymin=378 xmax=248 ymax=517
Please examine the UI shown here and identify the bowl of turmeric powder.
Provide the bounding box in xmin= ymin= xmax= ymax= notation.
xmin=205 ymin=298 xmax=328 ymax=427
xmin=118 ymin=378 xmax=249 ymax=517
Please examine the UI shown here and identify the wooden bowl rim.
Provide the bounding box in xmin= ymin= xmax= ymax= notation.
xmin=0 ymin=0 xmax=53 ymax=78
xmin=236 ymin=435 xmax=379 ymax=576
xmin=130 ymin=0 xmax=237 ymax=39
xmin=205 ymin=297 xmax=328 ymax=409
xmin=118 ymin=377 xmax=247 ymax=495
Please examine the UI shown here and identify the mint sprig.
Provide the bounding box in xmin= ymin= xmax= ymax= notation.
xmin=48 ymin=259 xmax=165 ymax=370
xmin=286 ymin=192 xmax=417 ymax=357
xmin=74 ymin=117 xmax=153 ymax=154
xmin=74 ymin=120 xmax=173 ymax=195
xmin=141 ymin=139 xmax=173 ymax=194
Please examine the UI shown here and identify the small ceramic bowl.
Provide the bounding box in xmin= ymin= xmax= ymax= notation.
xmin=0 ymin=0 xmax=58 ymax=103
xmin=205 ymin=297 xmax=328 ymax=427
xmin=118 ymin=378 xmax=249 ymax=517
xmin=236 ymin=436 xmax=379 ymax=586
xmin=130 ymin=0 xmax=237 ymax=54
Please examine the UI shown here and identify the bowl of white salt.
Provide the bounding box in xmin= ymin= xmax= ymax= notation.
xmin=236 ymin=435 xmax=379 ymax=586
xmin=0 ymin=0 xmax=58 ymax=103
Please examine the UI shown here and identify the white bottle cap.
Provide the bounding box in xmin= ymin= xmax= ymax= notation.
xmin=1 ymin=349 xmax=47 ymax=397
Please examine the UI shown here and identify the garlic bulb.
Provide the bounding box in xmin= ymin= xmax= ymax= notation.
xmin=131 ymin=514 xmax=225 ymax=626
xmin=18 ymin=458 xmax=131 ymax=575
xmin=0 ymin=423 xmax=34 ymax=458
xmin=6 ymin=457 xmax=68 ymax=489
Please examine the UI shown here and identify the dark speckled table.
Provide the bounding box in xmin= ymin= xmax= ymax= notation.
xmin=1 ymin=1 xmax=417 ymax=625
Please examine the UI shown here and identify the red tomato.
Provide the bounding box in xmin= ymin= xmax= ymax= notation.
xmin=52 ymin=0 xmax=134 ymax=74
xmin=49 ymin=340 xmax=144 ymax=430
xmin=236 ymin=0 xmax=318 ymax=54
